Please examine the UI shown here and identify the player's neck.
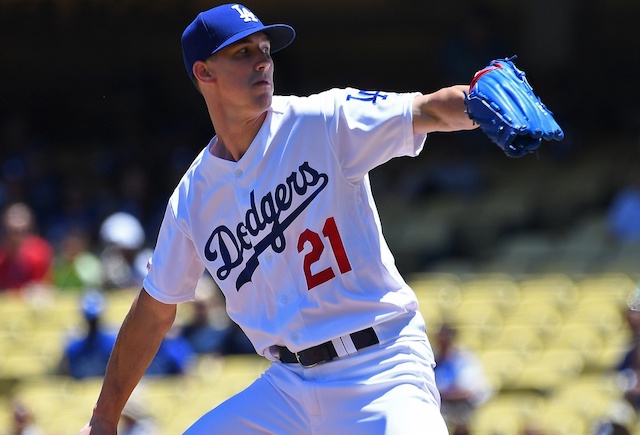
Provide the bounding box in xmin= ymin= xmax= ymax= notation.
xmin=210 ymin=111 xmax=267 ymax=162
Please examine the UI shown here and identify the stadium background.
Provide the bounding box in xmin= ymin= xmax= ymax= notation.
xmin=1 ymin=0 xmax=640 ymax=433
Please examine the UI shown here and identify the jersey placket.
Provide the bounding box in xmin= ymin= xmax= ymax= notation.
xmin=231 ymin=162 xmax=308 ymax=348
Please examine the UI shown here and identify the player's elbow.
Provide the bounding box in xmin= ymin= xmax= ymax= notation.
xmin=134 ymin=288 xmax=178 ymax=333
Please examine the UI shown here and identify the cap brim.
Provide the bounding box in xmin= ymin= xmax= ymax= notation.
xmin=214 ymin=24 xmax=295 ymax=56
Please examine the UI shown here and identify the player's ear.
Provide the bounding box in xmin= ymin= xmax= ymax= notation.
xmin=193 ymin=61 xmax=215 ymax=84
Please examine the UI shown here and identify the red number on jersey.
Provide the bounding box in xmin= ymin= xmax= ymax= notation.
xmin=322 ymin=217 xmax=352 ymax=274
xmin=298 ymin=217 xmax=352 ymax=290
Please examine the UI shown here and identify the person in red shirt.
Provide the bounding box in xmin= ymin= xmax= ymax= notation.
xmin=0 ymin=202 xmax=53 ymax=291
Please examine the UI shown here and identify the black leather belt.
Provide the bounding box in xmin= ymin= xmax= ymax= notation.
xmin=277 ymin=327 xmax=379 ymax=367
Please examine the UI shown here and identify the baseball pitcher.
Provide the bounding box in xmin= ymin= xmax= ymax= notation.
xmin=80 ymin=3 xmax=562 ymax=434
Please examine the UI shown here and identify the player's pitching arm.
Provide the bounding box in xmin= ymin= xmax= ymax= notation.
xmin=79 ymin=289 xmax=177 ymax=435
xmin=412 ymin=85 xmax=477 ymax=134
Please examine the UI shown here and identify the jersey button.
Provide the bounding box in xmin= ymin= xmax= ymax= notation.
xmin=290 ymin=333 xmax=299 ymax=342
xmin=280 ymin=295 xmax=289 ymax=304
xmin=235 ymin=168 xmax=243 ymax=178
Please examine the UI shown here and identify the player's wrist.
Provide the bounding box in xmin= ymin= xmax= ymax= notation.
xmin=87 ymin=404 xmax=120 ymax=433
xmin=81 ymin=417 xmax=117 ymax=435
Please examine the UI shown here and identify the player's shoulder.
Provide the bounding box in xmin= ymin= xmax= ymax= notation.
xmin=274 ymin=88 xmax=415 ymax=110
xmin=273 ymin=88 xmax=352 ymax=106
xmin=271 ymin=88 xmax=355 ymax=117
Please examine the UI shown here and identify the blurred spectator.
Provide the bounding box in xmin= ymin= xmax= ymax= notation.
xmin=44 ymin=180 xmax=99 ymax=248
xmin=53 ymin=227 xmax=103 ymax=291
xmin=592 ymin=421 xmax=631 ymax=435
xmin=144 ymin=326 xmax=194 ymax=377
xmin=433 ymin=323 xmax=493 ymax=435
xmin=622 ymin=302 xmax=640 ymax=340
xmin=520 ymin=423 xmax=549 ymax=435
xmin=116 ymin=166 xmax=150 ymax=222
xmin=59 ymin=289 xmax=117 ymax=379
xmin=99 ymin=212 xmax=152 ymax=290
xmin=59 ymin=288 xmax=192 ymax=379
xmin=9 ymin=399 xmax=45 ymax=435
xmin=0 ymin=202 xmax=53 ymax=292
xmin=180 ymin=275 xmax=230 ymax=355
xmin=423 ymin=141 xmax=486 ymax=198
xmin=0 ymin=113 xmax=51 ymax=209
xmin=591 ymin=397 xmax=636 ymax=435
xmin=607 ymin=166 xmax=640 ymax=244
xmin=616 ymin=302 xmax=640 ymax=412
xmin=222 ymin=319 xmax=256 ymax=356
xmin=180 ymin=275 xmax=254 ymax=357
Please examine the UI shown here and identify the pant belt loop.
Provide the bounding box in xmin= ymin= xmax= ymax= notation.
xmin=340 ymin=334 xmax=358 ymax=356
xmin=331 ymin=338 xmax=349 ymax=358
xmin=331 ymin=333 xmax=359 ymax=357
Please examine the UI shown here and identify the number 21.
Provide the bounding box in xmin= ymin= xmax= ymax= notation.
xmin=297 ymin=217 xmax=352 ymax=290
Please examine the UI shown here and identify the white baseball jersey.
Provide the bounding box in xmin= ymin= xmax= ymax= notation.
xmin=143 ymin=87 xmax=428 ymax=359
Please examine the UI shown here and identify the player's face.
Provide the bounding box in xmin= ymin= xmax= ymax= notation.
xmin=206 ymin=32 xmax=275 ymax=114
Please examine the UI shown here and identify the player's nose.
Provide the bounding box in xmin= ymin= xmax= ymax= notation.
xmin=256 ymin=60 xmax=271 ymax=72
xmin=256 ymin=53 xmax=272 ymax=72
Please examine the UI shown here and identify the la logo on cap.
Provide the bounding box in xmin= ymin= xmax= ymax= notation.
xmin=181 ymin=3 xmax=296 ymax=80
xmin=231 ymin=4 xmax=259 ymax=23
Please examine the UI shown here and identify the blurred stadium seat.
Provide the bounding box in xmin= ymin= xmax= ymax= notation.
xmin=469 ymin=392 xmax=545 ymax=435
xmin=1 ymin=272 xmax=638 ymax=433
xmin=512 ymin=347 xmax=584 ymax=392
xmin=503 ymin=298 xmax=564 ymax=342
xmin=458 ymin=274 xmax=521 ymax=315
xmin=477 ymin=348 xmax=524 ymax=391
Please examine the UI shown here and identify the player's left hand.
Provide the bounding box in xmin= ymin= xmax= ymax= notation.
xmin=78 ymin=421 xmax=116 ymax=435
xmin=464 ymin=56 xmax=564 ymax=158
xmin=78 ymin=423 xmax=93 ymax=435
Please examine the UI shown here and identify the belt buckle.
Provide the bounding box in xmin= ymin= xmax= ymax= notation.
xmin=295 ymin=352 xmax=319 ymax=368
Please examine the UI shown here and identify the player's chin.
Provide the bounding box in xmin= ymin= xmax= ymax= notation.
xmin=253 ymin=91 xmax=274 ymax=109
xmin=254 ymin=82 xmax=274 ymax=98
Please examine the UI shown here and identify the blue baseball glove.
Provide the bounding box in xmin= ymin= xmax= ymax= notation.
xmin=464 ymin=56 xmax=564 ymax=158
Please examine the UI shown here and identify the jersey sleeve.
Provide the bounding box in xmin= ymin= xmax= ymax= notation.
xmin=143 ymin=195 xmax=205 ymax=304
xmin=324 ymin=88 xmax=427 ymax=183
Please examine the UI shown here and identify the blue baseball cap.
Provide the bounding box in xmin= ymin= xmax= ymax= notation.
xmin=181 ymin=3 xmax=296 ymax=80
xmin=81 ymin=289 xmax=106 ymax=320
